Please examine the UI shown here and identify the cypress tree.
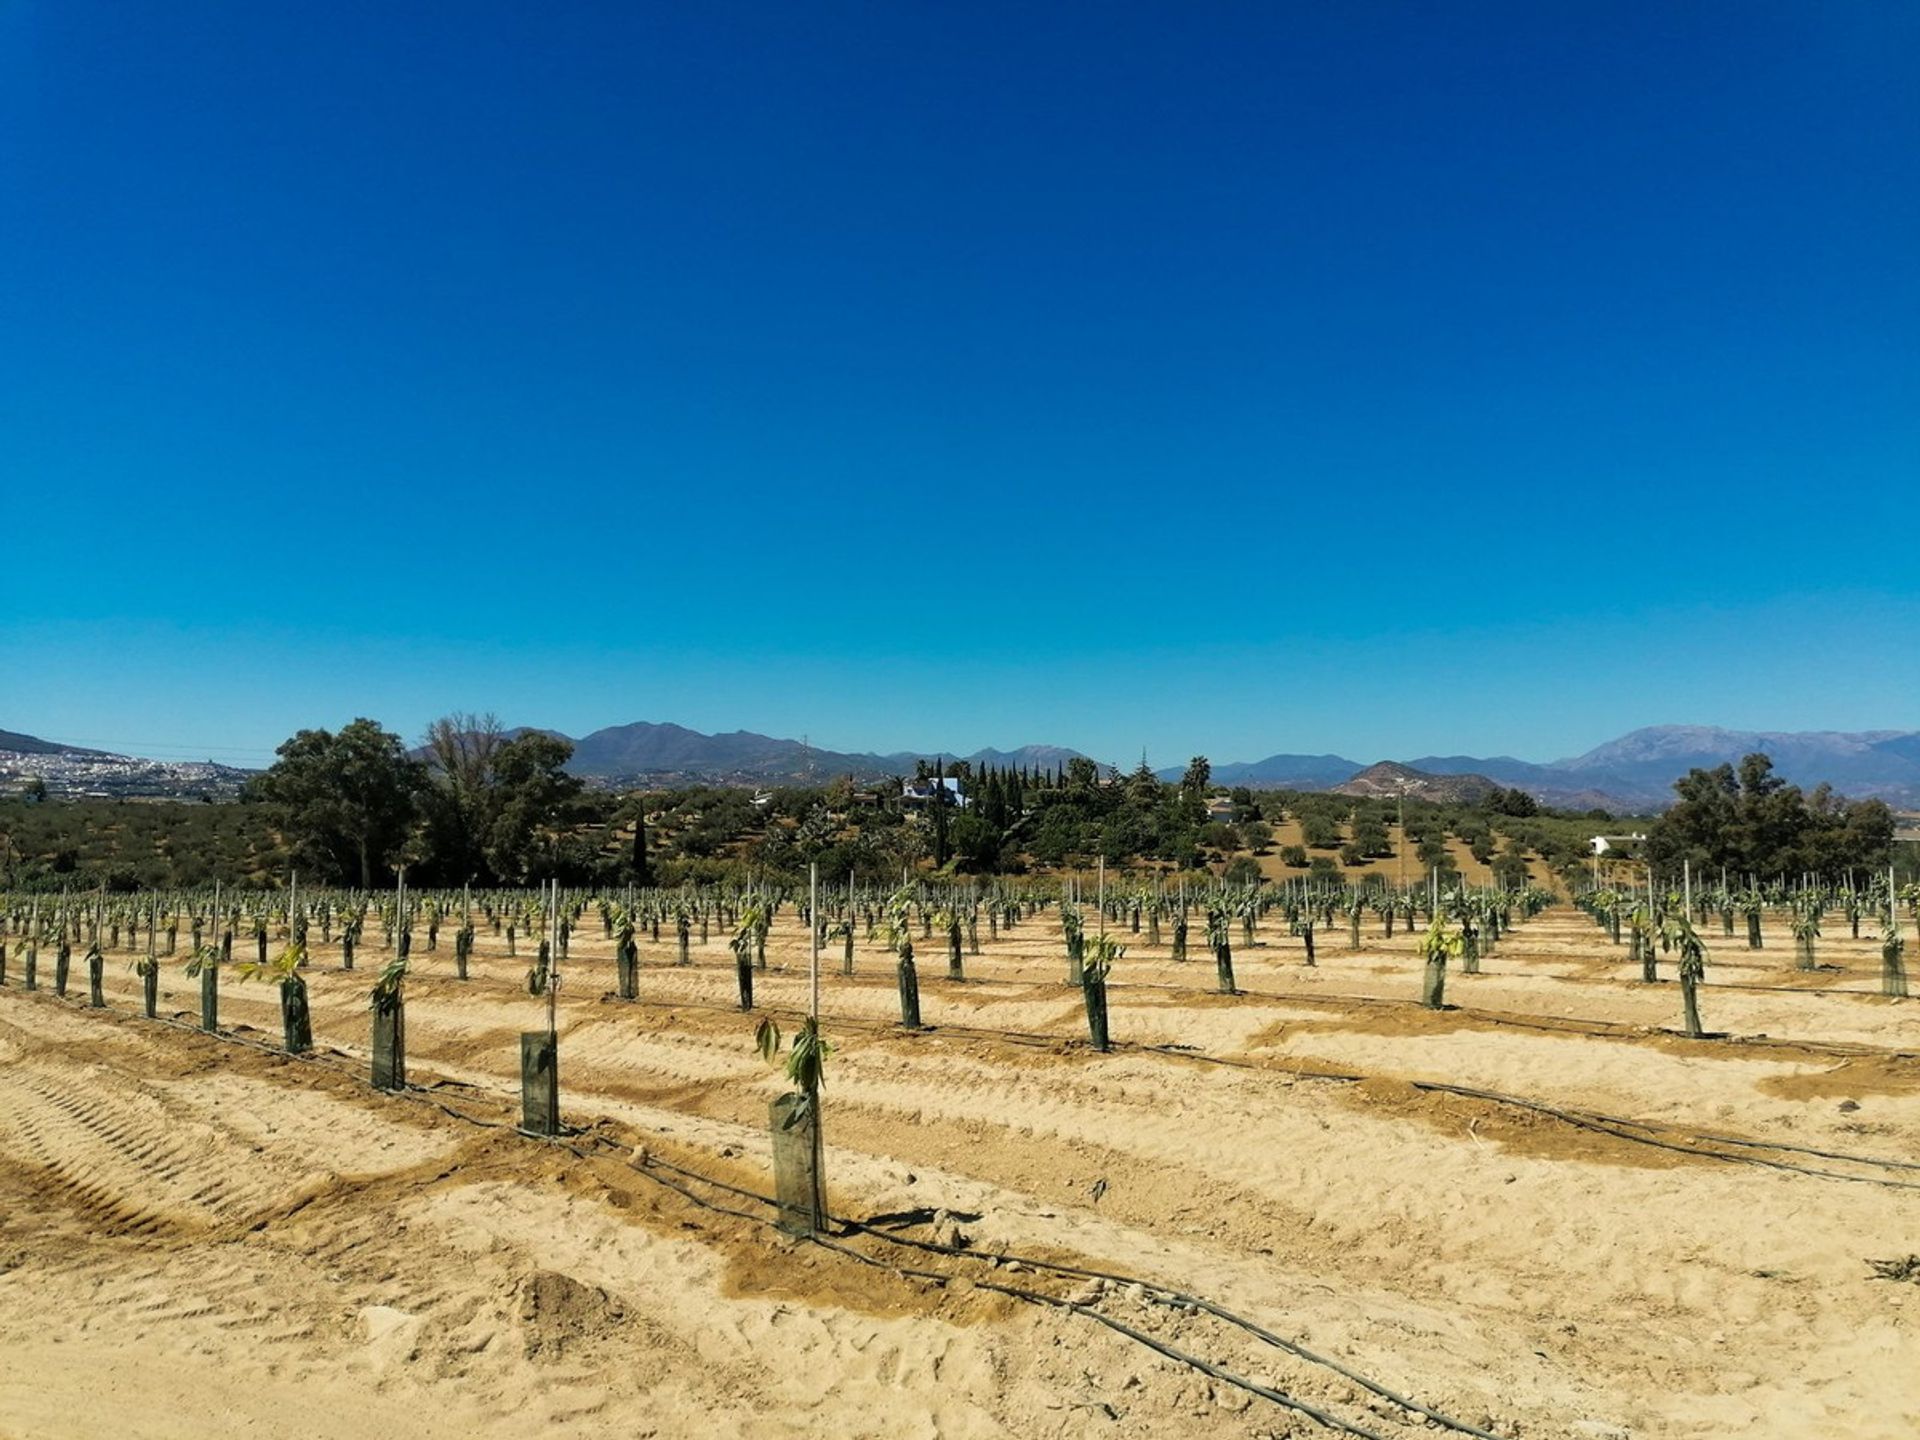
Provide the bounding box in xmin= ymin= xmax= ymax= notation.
xmin=631 ymin=804 xmax=653 ymax=886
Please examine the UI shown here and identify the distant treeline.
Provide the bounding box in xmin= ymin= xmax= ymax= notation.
xmin=0 ymin=719 xmax=1899 ymax=892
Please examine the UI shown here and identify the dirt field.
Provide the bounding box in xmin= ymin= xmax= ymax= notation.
xmin=1 ymin=905 xmax=1915 ymax=1439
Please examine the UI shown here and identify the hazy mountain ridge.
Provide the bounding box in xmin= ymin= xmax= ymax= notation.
xmin=1174 ymin=753 xmax=1367 ymax=789
xmin=560 ymin=722 xmax=1087 ymax=785
xmin=9 ymin=722 xmax=1920 ymax=808
xmin=1171 ymin=725 xmax=1920 ymax=810
xmin=0 ymin=729 xmax=110 ymax=758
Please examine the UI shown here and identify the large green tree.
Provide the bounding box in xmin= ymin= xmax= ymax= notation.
xmin=419 ymin=711 xmax=507 ymax=882
xmin=1648 ymin=752 xmax=1894 ymax=877
xmin=416 ymin=716 xmax=590 ymax=884
xmin=252 ymin=719 xmax=424 ymax=887
xmin=482 ymin=731 xmax=587 ymax=883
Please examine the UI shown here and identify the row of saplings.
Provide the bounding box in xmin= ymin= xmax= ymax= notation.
xmin=1577 ymin=883 xmax=1910 ymax=1032
xmin=0 ymin=881 xmax=1655 ymax=1244
xmin=0 ymin=875 xmax=1562 ymax=983
xmin=714 ymin=884 xmax=1556 ymax=1055
xmin=0 ymin=888 xmax=420 ymax=1090
xmin=0 ymin=875 xmax=1553 ymax=1091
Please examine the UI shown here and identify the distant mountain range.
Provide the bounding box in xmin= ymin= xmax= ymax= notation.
xmin=1163 ymin=725 xmax=1920 ymax=811
xmin=548 ymin=721 xmax=1085 ymax=785
xmin=8 ymin=721 xmax=1920 ymax=810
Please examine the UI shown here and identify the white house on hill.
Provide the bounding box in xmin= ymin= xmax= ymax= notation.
xmin=901 ymin=777 xmax=967 ymax=808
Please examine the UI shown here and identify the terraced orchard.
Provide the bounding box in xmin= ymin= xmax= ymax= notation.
xmin=0 ymin=883 xmax=1915 ymax=1439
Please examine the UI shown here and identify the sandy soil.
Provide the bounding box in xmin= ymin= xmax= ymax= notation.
xmin=1 ymin=905 xmax=1915 ymax=1439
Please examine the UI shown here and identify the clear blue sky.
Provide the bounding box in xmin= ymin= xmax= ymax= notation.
xmin=2 ymin=3 xmax=1915 ymax=770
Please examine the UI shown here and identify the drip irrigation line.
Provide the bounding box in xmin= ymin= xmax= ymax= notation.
xmin=138 ymin=1008 xmax=521 ymax=1130
xmin=570 ymin=979 xmax=1920 ymax=1190
xmin=1137 ymin=1044 xmax=1920 ymax=1189
xmin=805 ymin=1231 xmax=1392 ymax=1440
xmin=1585 ymin=1113 xmax=1920 ymax=1172
xmin=139 ymin=962 xmax=1920 ymax=1189
xmin=0 ymin=987 xmax=1498 ymax=1439
xmin=102 ymin=921 xmax=1910 ymax=1070
xmin=555 ymin=1128 xmax=1399 ymax=1437
xmin=427 ymin=935 xmax=1920 ymax=1067
xmin=22 ymin=973 xmax=1920 ymax=1193
xmin=838 ymin=1218 xmax=1506 ymax=1440
xmin=625 ymin=1145 xmax=1504 ymax=1440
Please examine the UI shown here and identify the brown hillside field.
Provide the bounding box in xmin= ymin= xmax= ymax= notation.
xmin=1250 ymin=821 xmax=1505 ymax=886
xmin=1 ymin=905 xmax=1915 ymax=1438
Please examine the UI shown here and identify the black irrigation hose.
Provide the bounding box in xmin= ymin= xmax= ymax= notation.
xmin=610 ymin=1128 xmax=1392 ymax=1439
xmin=805 ymin=1231 xmax=1392 ymax=1440
xmin=1107 ymin=972 xmax=1915 ymax=1063
xmin=142 ymin=932 xmax=1913 ymax=1072
xmin=134 ymin=1008 xmax=521 ymax=1131
xmin=1137 ymin=1044 xmax=1920 ymax=1190
xmin=49 ymin=969 xmax=1920 ymax=1193
xmin=227 ymin=955 xmax=1919 ymax=1192
xmin=839 ymin=1218 xmax=1508 ymax=1440
xmin=541 ymin=1126 xmax=1399 ymax=1437
xmin=469 ymin=937 xmax=1920 ymax=1068
xmin=19 ymin=953 xmax=1919 ymax=1433
xmin=1589 ymin=1112 xmax=1920 ymax=1172
xmin=623 ymin=1144 xmax=1505 ymax=1440
xmin=0 ymin=989 xmax=1496 ymax=1439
